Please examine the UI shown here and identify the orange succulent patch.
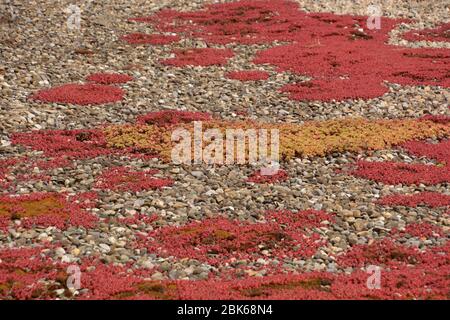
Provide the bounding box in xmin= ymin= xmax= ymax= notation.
xmin=0 ymin=195 xmax=65 ymax=219
xmin=112 ymin=281 xmax=179 ymax=300
xmin=236 ymin=276 xmax=333 ymax=298
xmin=0 ymin=193 xmax=98 ymax=230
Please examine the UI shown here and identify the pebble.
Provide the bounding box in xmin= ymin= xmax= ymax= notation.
xmin=151 ymin=272 xmax=165 ymax=280
xmin=354 ymin=219 xmax=368 ymax=232
xmin=142 ymin=260 xmax=155 ymax=269
xmin=160 ymin=261 xmax=171 ymax=272
xmin=55 ymin=247 xmax=66 ymax=256
xmin=99 ymin=244 xmax=111 ymax=253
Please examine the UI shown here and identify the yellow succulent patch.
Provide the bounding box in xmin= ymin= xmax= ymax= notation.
xmin=278 ymin=118 xmax=450 ymax=158
xmin=104 ymin=124 xmax=168 ymax=151
xmin=103 ymin=118 xmax=450 ymax=162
